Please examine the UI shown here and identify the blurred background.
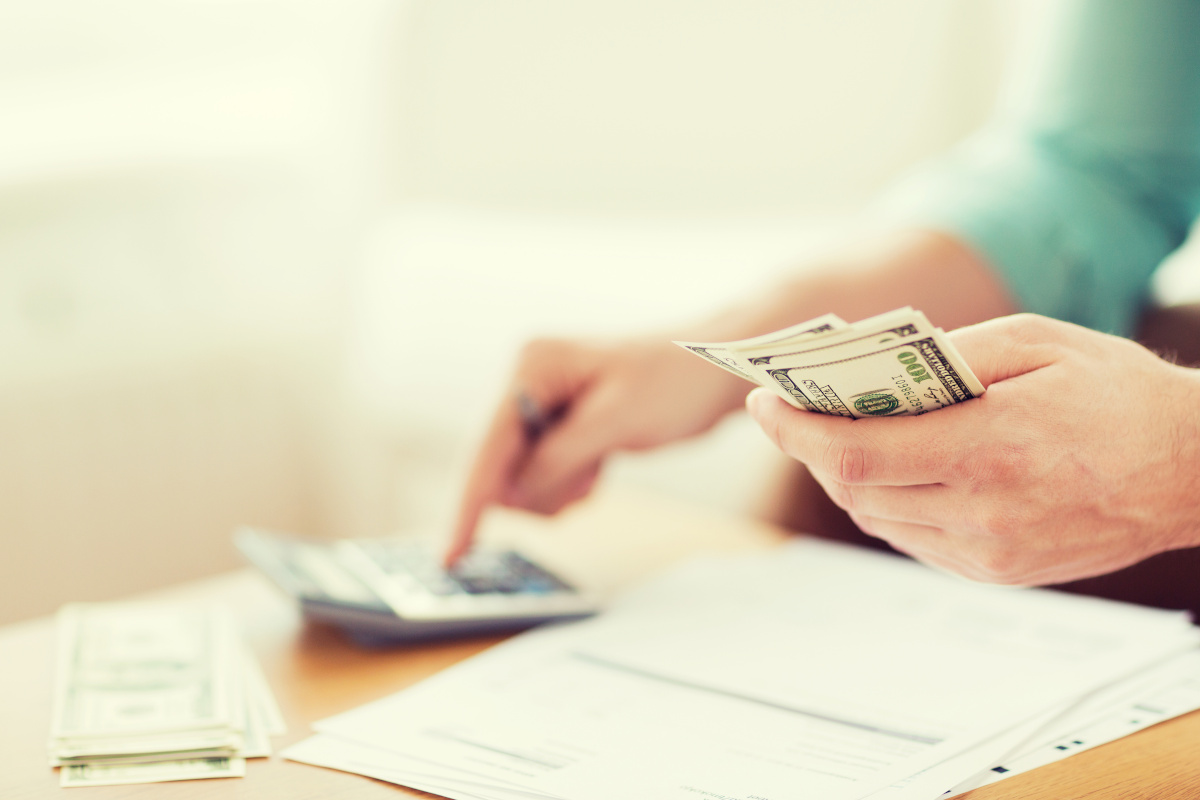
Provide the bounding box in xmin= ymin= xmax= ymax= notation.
xmin=7 ymin=0 xmax=1189 ymax=624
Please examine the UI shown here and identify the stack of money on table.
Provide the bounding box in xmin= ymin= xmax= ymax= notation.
xmin=675 ymin=307 xmax=984 ymax=417
xmin=49 ymin=603 xmax=286 ymax=788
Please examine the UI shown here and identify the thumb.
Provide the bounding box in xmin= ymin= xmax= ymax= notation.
xmin=947 ymin=314 xmax=1068 ymax=387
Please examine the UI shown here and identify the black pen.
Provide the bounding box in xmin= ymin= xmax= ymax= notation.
xmin=517 ymin=391 xmax=554 ymax=441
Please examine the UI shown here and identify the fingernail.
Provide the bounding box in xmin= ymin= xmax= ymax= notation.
xmin=746 ymin=388 xmax=770 ymax=416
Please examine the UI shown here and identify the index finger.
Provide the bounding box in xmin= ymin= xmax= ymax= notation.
xmin=746 ymin=388 xmax=983 ymax=486
xmin=947 ymin=314 xmax=1070 ymax=386
xmin=445 ymin=392 xmax=532 ymax=566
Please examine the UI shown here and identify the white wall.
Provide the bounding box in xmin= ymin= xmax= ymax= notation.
xmin=0 ymin=0 xmax=403 ymax=622
xmin=388 ymin=0 xmax=1020 ymax=213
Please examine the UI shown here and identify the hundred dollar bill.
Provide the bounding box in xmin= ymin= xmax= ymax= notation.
xmin=52 ymin=731 xmax=240 ymax=763
xmin=53 ymin=664 xmax=272 ymax=766
xmin=51 ymin=604 xmax=237 ymax=754
xmin=757 ymin=329 xmax=985 ymax=417
xmin=675 ymin=308 xmax=984 ymax=417
xmin=49 ymin=602 xmax=283 ymax=785
xmin=60 ymin=756 xmax=246 ymax=788
xmin=236 ymin=671 xmax=274 ymax=759
xmin=243 ymin=648 xmax=287 ymax=736
xmin=730 ymin=307 xmax=932 ymax=368
xmin=51 ymin=678 xmax=273 ymax=771
xmin=673 ymin=313 xmax=847 ymax=383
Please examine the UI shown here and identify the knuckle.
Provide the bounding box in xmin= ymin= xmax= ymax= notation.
xmin=975 ymin=501 xmax=1020 ymax=541
xmin=976 ymin=442 xmax=1026 ymax=485
xmin=1003 ymin=314 xmax=1080 ymax=356
xmin=517 ymin=336 xmax=567 ymax=366
xmin=848 ymin=510 xmax=876 ymax=536
xmin=1006 ymin=313 xmax=1060 ymax=341
xmin=514 ymin=337 xmax=599 ymax=401
xmin=966 ymin=514 xmax=1029 ymax=583
xmin=823 ymin=480 xmax=857 ymax=512
xmin=822 ymin=433 xmax=870 ymax=484
xmin=972 ymin=547 xmax=1027 ymax=584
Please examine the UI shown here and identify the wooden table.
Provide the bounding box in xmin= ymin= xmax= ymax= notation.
xmin=4 ymin=490 xmax=1200 ymax=799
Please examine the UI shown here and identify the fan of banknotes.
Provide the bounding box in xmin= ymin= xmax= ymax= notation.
xmin=49 ymin=603 xmax=286 ymax=788
xmin=675 ymin=307 xmax=984 ymax=417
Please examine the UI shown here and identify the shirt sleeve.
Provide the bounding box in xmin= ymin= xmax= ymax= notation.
xmin=877 ymin=0 xmax=1200 ymax=336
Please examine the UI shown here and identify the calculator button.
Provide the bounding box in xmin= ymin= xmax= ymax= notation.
xmin=352 ymin=540 xmax=577 ymax=600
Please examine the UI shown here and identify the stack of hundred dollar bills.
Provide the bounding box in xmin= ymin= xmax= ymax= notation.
xmin=675 ymin=307 xmax=984 ymax=417
xmin=49 ymin=603 xmax=286 ymax=788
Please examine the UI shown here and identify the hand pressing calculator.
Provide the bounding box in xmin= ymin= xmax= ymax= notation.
xmin=235 ymin=528 xmax=599 ymax=645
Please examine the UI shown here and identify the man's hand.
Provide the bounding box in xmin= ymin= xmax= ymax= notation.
xmin=746 ymin=314 xmax=1200 ymax=586
xmin=444 ymin=229 xmax=1020 ymax=566
xmin=445 ymin=334 xmax=748 ymax=565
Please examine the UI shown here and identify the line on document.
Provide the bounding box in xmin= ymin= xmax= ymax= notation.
xmin=570 ymin=652 xmax=943 ymax=746
xmin=348 ymin=760 xmax=566 ymax=800
xmin=426 ymin=730 xmax=568 ymax=769
xmin=322 ymin=734 xmax=561 ymax=794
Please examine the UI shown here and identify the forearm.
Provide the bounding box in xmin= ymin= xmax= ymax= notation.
xmin=1166 ymin=364 xmax=1200 ymax=552
xmin=700 ymin=228 xmax=1017 ymax=339
xmin=676 ymin=227 xmax=1020 ymax=416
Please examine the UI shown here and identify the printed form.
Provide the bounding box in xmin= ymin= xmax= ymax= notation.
xmin=286 ymin=540 xmax=1199 ymax=800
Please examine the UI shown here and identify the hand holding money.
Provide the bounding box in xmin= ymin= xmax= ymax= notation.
xmin=746 ymin=313 xmax=1200 ymax=586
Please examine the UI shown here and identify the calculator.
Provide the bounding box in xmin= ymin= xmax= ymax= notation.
xmin=234 ymin=528 xmax=599 ymax=645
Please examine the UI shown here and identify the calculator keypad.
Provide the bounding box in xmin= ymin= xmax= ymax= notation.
xmin=353 ymin=542 xmax=574 ymax=597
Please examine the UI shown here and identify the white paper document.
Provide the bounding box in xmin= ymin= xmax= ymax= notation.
xmin=862 ymin=646 xmax=1200 ymax=799
xmin=285 ymin=540 xmax=1199 ymax=800
xmin=946 ymin=648 xmax=1200 ymax=796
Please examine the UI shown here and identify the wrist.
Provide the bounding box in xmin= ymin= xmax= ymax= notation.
xmin=1167 ymin=365 xmax=1200 ymax=551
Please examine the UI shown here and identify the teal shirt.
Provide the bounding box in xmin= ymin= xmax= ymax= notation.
xmin=880 ymin=0 xmax=1200 ymax=335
